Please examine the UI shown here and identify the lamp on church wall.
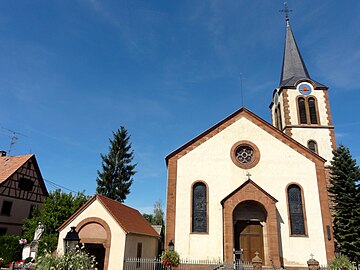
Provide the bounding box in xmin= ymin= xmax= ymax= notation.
xmin=168 ymin=240 xmax=174 ymax=251
xmin=63 ymin=226 xmax=80 ymax=253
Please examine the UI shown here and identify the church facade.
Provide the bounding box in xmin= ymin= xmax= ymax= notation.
xmin=165 ymin=16 xmax=335 ymax=268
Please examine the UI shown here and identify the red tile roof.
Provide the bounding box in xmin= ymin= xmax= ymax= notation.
xmin=57 ymin=194 xmax=159 ymax=238
xmin=0 ymin=155 xmax=33 ymax=184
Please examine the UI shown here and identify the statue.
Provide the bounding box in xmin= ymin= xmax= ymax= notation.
xmin=33 ymin=222 xmax=44 ymax=241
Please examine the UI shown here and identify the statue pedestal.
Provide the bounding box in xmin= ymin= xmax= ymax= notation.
xmin=29 ymin=240 xmax=39 ymax=259
xmin=22 ymin=244 xmax=31 ymax=260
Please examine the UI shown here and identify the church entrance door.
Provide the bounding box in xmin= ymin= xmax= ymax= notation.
xmin=233 ymin=201 xmax=266 ymax=262
xmin=235 ymin=220 xmax=264 ymax=262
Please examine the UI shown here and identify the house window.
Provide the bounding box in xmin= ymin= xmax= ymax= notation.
xmin=297 ymin=96 xmax=319 ymax=125
xmin=308 ymin=140 xmax=318 ymax=154
xmin=1 ymin=201 xmax=13 ymax=216
xmin=287 ymin=184 xmax=306 ymax=235
xmin=18 ymin=177 xmax=34 ymax=191
xmin=192 ymin=182 xmax=207 ymax=233
xmin=0 ymin=228 xmax=7 ymax=235
xmin=136 ymin=242 xmax=142 ymax=268
xmin=28 ymin=204 xmax=37 ymax=218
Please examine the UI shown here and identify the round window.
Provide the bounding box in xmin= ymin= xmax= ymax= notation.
xmin=230 ymin=141 xmax=260 ymax=169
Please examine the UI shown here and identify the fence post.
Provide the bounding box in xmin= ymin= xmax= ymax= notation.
xmin=252 ymin=251 xmax=263 ymax=270
xmin=307 ymin=254 xmax=320 ymax=270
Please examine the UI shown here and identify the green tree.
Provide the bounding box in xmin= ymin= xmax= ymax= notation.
xmin=328 ymin=145 xmax=360 ymax=261
xmin=142 ymin=200 xmax=164 ymax=226
xmin=96 ymin=126 xmax=136 ymax=202
xmin=152 ymin=200 xmax=164 ymax=226
xmin=22 ymin=189 xmax=88 ymax=254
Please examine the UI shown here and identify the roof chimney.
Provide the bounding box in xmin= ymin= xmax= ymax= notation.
xmin=0 ymin=151 xmax=7 ymax=157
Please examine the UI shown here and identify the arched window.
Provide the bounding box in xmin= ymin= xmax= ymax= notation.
xmin=297 ymin=96 xmax=320 ymax=125
xmin=308 ymin=98 xmax=318 ymax=124
xmin=308 ymin=140 xmax=318 ymax=154
xmin=298 ymin=98 xmax=307 ymax=124
xmin=274 ymin=108 xmax=279 ymax=129
xmin=192 ymin=182 xmax=207 ymax=233
xmin=287 ymin=184 xmax=306 ymax=235
xmin=277 ymin=104 xmax=283 ymax=130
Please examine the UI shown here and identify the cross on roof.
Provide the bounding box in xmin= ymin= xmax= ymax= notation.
xmin=246 ymin=172 xmax=251 ymax=179
xmin=279 ymin=1 xmax=292 ymax=21
xmin=310 ymin=253 xmax=314 ymax=260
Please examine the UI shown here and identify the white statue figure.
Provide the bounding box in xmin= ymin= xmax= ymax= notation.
xmin=33 ymin=222 xmax=44 ymax=241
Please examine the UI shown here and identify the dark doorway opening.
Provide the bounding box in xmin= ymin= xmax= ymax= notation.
xmin=84 ymin=243 xmax=106 ymax=270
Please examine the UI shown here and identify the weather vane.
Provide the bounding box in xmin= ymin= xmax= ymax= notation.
xmin=279 ymin=2 xmax=292 ymax=21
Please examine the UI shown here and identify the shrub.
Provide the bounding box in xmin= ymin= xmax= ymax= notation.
xmin=35 ymin=248 xmax=97 ymax=270
xmin=161 ymin=250 xmax=180 ymax=268
xmin=0 ymin=235 xmax=22 ymax=264
xmin=329 ymin=255 xmax=353 ymax=270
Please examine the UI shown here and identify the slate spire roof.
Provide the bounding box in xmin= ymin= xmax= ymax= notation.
xmin=280 ymin=17 xmax=326 ymax=88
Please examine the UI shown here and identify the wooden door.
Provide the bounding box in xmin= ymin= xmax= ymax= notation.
xmin=239 ymin=222 xmax=264 ymax=262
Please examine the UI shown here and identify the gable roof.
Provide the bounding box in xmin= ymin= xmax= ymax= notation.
xmin=57 ymin=194 xmax=159 ymax=238
xmin=0 ymin=154 xmax=33 ymax=184
xmin=0 ymin=154 xmax=48 ymax=196
xmin=166 ymin=107 xmax=325 ymax=165
xmin=221 ymin=179 xmax=278 ymax=205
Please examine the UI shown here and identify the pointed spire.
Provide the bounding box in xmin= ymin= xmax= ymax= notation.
xmin=280 ymin=17 xmax=311 ymax=86
xmin=278 ymin=4 xmax=326 ymax=88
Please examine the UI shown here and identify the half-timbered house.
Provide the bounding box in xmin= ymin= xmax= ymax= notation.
xmin=0 ymin=152 xmax=48 ymax=235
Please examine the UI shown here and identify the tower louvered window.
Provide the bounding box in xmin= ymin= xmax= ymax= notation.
xmin=192 ymin=182 xmax=207 ymax=232
xmin=308 ymin=98 xmax=318 ymax=124
xmin=298 ymin=98 xmax=307 ymax=124
xmin=288 ymin=184 xmax=305 ymax=235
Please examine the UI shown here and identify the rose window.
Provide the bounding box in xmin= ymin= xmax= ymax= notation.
xmin=235 ymin=145 xmax=254 ymax=163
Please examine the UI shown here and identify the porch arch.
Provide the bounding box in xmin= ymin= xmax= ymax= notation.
xmin=221 ymin=180 xmax=281 ymax=267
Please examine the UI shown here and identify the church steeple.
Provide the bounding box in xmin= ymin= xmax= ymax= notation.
xmin=280 ymin=19 xmax=310 ymax=87
xmin=270 ymin=6 xmax=336 ymax=165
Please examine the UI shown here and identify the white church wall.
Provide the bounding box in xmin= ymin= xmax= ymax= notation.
xmin=175 ymin=116 xmax=328 ymax=266
xmin=57 ymin=199 xmax=127 ymax=270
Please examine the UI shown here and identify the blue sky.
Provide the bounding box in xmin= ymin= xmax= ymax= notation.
xmin=0 ymin=1 xmax=359 ymax=214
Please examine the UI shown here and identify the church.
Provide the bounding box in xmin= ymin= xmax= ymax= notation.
xmin=165 ymin=12 xmax=335 ymax=268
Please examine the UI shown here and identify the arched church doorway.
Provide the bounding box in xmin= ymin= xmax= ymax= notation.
xmin=233 ymin=201 xmax=267 ymax=263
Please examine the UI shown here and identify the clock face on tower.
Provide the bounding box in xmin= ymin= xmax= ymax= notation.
xmin=296 ymin=82 xmax=313 ymax=96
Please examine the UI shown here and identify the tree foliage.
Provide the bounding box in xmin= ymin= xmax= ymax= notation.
xmin=328 ymin=145 xmax=360 ymax=261
xmin=22 ymin=189 xmax=89 ymax=254
xmin=0 ymin=235 xmax=22 ymax=264
xmin=143 ymin=200 xmax=164 ymax=226
xmin=96 ymin=126 xmax=136 ymax=202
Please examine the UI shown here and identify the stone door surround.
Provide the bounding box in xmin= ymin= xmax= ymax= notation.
xmin=221 ymin=180 xmax=281 ymax=268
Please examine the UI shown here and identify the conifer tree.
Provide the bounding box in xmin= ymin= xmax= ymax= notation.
xmin=96 ymin=127 xmax=136 ymax=202
xmin=328 ymin=145 xmax=360 ymax=261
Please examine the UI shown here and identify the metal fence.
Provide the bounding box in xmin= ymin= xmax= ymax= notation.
xmin=124 ymin=258 xmax=253 ymax=270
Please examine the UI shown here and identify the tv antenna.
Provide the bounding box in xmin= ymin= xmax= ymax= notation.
xmin=1 ymin=127 xmax=28 ymax=156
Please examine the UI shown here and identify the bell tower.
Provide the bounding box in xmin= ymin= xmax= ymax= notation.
xmin=269 ymin=8 xmax=336 ymax=164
